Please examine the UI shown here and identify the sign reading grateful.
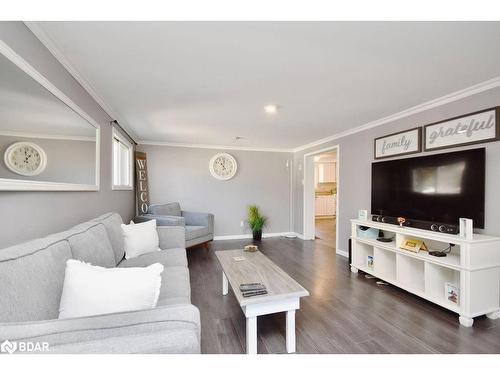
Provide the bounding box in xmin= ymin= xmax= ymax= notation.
xmin=374 ymin=127 xmax=422 ymax=159
xmin=424 ymin=108 xmax=498 ymax=151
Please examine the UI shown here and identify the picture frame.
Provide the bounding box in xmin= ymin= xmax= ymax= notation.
xmin=445 ymin=282 xmax=459 ymax=305
xmin=424 ymin=107 xmax=500 ymax=151
xmin=400 ymin=239 xmax=428 ymax=253
xmin=374 ymin=127 xmax=422 ymax=159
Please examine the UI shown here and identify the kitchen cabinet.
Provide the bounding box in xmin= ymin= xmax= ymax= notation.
xmin=315 ymin=162 xmax=336 ymax=183
xmin=315 ymin=195 xmax=336 ymax=216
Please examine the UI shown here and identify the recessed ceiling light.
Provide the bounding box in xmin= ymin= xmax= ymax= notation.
xmin=264 ymin=104 xmax=279 ymax=114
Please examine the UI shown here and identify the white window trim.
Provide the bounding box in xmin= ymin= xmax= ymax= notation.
xmin=111 ymin=127 xmax=134 ymax=191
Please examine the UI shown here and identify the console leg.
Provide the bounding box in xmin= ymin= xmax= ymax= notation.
xmin=459 ymin=316 xmax=474 ymax=327
xmin=486 ymin=310 xmax=500 ymax=320
xmin=350 ymin=266 xmax=358 ymax=274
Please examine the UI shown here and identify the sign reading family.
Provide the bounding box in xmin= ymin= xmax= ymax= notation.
xmin=424 ymin=107 xmax=499 ymax=151
xmin=374 ymin=127 xmax=422 ymax=159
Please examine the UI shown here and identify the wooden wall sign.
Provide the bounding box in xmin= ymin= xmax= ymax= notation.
xmin=374 ymin=127 xmax=422 ymax=159
xmin=424 ymin=107 xmax=499 ymax=151
xmin=135 ymin=151 xmax=150 ymax=215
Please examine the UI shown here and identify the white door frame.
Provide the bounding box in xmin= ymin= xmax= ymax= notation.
xmin=303 ymin=145 xmax=340 ymax=252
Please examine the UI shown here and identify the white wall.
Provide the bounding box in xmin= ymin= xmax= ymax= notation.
xmin=0 ymin=22 xmax=135 ymax=247
xmin=137 ymin=144 xmax=293 ymax=237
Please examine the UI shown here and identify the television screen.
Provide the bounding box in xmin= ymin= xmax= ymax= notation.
xmin=371 ymin=148 xmax=485 ymax=228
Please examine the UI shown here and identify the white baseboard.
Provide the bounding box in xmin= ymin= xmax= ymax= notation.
xmin=293 ymin=232 xmax=306 ymax=240
xmin=214 ymin=232 xmax=295 ymax=241
xmin=336 ymin=249 xmax=348 ymax=258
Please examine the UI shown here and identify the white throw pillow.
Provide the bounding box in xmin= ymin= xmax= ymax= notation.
xmin=58 ymin=259 xmax=163 ymax=319
xmin=121 ymin=219 xmax=160 ymax=259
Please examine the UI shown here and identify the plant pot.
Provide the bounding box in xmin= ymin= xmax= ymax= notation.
xmin=252 ymin=230 xmax=262 ymax=241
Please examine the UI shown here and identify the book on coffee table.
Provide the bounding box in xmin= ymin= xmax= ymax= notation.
xmin=239 ymin=283 xmax=267 ymax=292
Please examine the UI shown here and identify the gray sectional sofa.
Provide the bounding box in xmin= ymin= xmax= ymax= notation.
xmin=0 ymin=212 xmax=200 ymax=354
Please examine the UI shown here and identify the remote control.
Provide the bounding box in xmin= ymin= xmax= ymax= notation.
xmin=242 ymin=289 xmax=268 ymax=298
xmin=240 ymin=283 xmax=266 ymax=292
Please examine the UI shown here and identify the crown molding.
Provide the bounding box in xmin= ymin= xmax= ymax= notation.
xmin=138 ymin=140 xmax=294 ymax=153
xmin=292 ymin=75 xmax=500 ymax=153
xmin=24 ymin=21 xmax=139 ymax=142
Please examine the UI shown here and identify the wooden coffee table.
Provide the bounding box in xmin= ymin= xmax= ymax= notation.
xmin=215 ymin=249 xmax=309 ymax=354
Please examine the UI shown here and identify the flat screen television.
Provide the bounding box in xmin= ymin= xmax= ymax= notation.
xmin=371 ymin=148 xmax=485 ymax=228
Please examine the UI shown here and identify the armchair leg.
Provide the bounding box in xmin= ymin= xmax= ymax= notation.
xmin=202 ymin=241 xmax=211 ymax=251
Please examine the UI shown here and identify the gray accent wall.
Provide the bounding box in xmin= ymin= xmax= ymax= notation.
xmin=294 ymin=86 xmax=500 ymax=254
xmin=137 ymin=144 xmax=292 ymax=236
xmin=0 ymin=22 xmax=135 ymax=248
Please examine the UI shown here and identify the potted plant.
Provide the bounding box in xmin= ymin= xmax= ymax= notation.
xmin=247 ymin=205 xmax=267 ymax=241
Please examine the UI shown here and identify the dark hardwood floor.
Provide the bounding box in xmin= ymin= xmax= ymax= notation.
xmin=315 ymin=217 xmax=336 ymax=244
xmin=187 ymin=237 xmax=500 ymax=354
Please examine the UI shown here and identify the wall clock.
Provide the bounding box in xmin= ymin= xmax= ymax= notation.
xmin=4 ymin=142 xmax=47 ymax=176
xmin=209 ymin=153 xmax=238 ymax=180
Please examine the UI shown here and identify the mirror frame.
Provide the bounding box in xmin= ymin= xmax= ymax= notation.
xmin=0 ymin=40 xmax=100 ymax=191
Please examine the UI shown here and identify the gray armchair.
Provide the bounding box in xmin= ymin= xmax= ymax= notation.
xmin=135 ymin=202 xmax=214 ymax=248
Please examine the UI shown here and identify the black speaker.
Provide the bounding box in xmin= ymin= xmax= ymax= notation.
xmin=371 ymin=215 xmax=458 ymax=234
xmin=348 ymin=237 xmax=352 ymax=268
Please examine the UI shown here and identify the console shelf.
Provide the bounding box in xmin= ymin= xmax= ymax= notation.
xmin=351 ymin=219 xmax=500 ymax=327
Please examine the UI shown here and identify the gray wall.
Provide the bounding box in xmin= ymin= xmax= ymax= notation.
xmin=294 ymin=86 xmax=500 ymax=253
xmin=0 ymin=22 xmax=135 ymax=248
xmin=0 ymin=136 xmax=96 ymax=184
xmin=137 ymin=144 xmax=292 ymax=236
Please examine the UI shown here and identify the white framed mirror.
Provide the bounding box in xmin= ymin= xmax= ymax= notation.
xmin=0 ymin=40 xmax=100 ymax=191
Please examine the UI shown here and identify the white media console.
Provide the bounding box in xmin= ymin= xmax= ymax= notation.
xmin=351 ymin=219 xmax=500 ymax=327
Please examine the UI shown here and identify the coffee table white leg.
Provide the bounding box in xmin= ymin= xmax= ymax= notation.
xmin=222 ymin=272 xmax=228 ymax=295
xmin=286 ymin=310 xmax=296 ymax=353
xmin=246 ymin=316 xmax=257 ymax=354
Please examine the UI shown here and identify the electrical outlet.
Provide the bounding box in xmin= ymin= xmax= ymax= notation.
xmin=240 ymin=220 xmax=244 ymax=228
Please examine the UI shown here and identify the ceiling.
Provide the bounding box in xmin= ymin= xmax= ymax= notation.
xmin=28 ymin=22 xmax=500 ymax=150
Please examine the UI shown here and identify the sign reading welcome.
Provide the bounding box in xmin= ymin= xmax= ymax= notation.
xmin=424 ymin=108 xmax=499 ymax=151
xmin=135 ymin=151 xmax=150 ymax=215
xmin=374 ymin=127 xmax=422 ymax=159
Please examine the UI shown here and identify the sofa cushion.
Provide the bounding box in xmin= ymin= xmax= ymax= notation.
xmin=118 ymin=253 xmax=190 ymax=305
xmin=67 ymin=222 xmax=116 ymax=268
xmin=59 ymin=260 xmax=164 ymax=319
xmin=149 ymin=202 xmax=182 ymax=217
xmin=185 ymin=225 xmax=210 ymax=241
xmin=118 ymin=248 xmax=187 ymax=268
xmin=1 ymin=304 xmax=201 ymax=354
xmin=122 ymin=219 xmax=160 ymax=260
xmin=92 ymin=213 xmax=125 ymax=264
xmin=0 ymin=237 xmax=73 ymax=323
xmin=156 ymin=266 xmax=191 ymax=305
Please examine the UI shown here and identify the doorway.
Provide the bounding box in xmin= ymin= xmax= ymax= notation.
xmin=303 ymin=145 xmax=340 ymax=253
